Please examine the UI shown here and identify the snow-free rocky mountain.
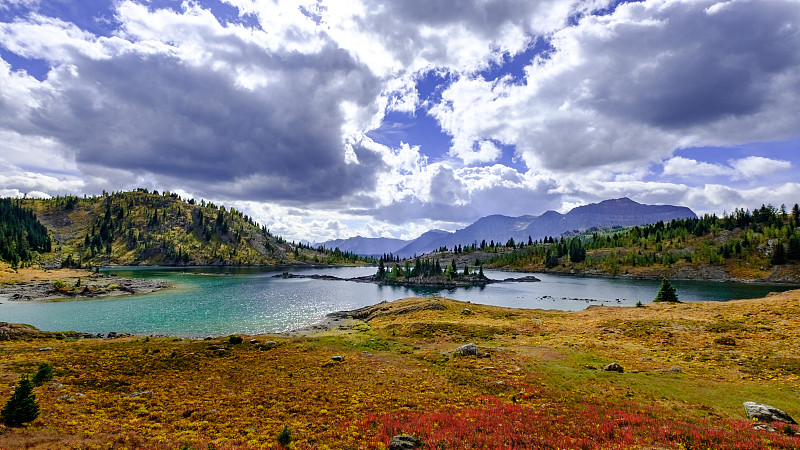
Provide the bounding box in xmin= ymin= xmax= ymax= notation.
xmin=320 ymin=198 xmax=697 ymax=258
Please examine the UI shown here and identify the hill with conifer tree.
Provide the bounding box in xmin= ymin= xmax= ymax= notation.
xmin=484 ymin=203 xmax=800 ymax=283
xmin=9 ymin=190 xmax=366 ymax=267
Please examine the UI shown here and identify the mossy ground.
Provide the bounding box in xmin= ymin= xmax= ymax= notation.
xmin=1 ymin=291 xmax=799 ymax=448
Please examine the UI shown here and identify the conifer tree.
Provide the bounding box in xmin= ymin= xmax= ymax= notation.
xmin=771 ymin=242 xmax=787 ymax=265
xmin=1 ymin=375 xmax=39 ymax=426
xmin=653 ymin=278 xmax=679 ymax=303
xmin=788 ymin=235 xmax=800 ymax=261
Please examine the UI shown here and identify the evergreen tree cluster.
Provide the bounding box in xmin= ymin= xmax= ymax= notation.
xmin=374 ymin=257 xmax=485 ymax=282
xmin=0 ymin=198 xmax=52 ymax=267
xmin=295 ymin=241 xmax=373 ymax=264
xmin=18 ymin=189 xmax=320 ymax=266
xmin=488 ymin=202 xmax=800 ymax=271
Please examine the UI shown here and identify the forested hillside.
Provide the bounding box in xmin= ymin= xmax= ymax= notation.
xmin=0 ymin=198 xmax=52 ymax=268
xmin=486 ymin=203 xmax=800 ymax=282
xmin=13 ymin=190 xmax=365 ymax=267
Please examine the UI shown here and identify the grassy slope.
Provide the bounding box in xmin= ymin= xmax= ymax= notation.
xmin=16 ymin=191 xmax=349 ymax=267
xmin=1 ymin=293 xmax=799 ymax=448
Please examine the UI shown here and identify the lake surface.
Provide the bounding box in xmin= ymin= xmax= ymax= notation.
xmin=1 ymin=266 xmax=795 ymax=337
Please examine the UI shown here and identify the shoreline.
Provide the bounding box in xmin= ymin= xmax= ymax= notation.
xmin=0 ymin=271 xmax=167 ymax=302
xmin=491 ymin=266 xmax=800 ymax=286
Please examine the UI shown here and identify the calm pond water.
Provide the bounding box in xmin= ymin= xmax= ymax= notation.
xmin=1 ymin=266 xmax=795 ymax=337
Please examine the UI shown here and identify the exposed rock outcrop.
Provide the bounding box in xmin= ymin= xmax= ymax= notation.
xmin=743 ymin=402 xmax=796 ymax=424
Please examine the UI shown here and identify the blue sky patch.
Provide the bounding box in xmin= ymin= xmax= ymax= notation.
xmin=478 ymin=38 xmax=554 ymax=83
xmin=0 ymin=49 xmax=50 ymax=81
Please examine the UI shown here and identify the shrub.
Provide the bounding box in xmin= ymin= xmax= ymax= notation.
xmin=52 ymin=280 xmax=67 ymax=290
xmin=1 ymin=376 xmax=40 ymax=426
xmin=228 ymin=335 xmax=243 ymax=344
xmin=277 ymin=425 xmax=293 ymax=446
xmin=31 ymin=363 xmax=54 ymax=386
xmin=713 ymin=337 xmax=736 ymax=346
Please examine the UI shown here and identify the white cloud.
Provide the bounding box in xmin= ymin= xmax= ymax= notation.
xmin=729 ymin=156 xmax=791 ymax=179
xmin=0 ymin=172 xmax=84 ymax=195
xmin=0 ymin=0 xmax=798 ymax=242
xmin=662 ymin=156 xmax=734 ymax=178
xmin=431 ymin=0 xmax=800 ymax=176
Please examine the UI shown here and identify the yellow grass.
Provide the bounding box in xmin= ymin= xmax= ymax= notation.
xmin=1 ymin=291 xmax=799 ymax=448
xmin=0 ymin=262 xmax=94 ymax=285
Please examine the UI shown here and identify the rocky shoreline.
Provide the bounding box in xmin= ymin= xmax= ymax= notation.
xmin=0 ymin=274 xmax=166 ymax=302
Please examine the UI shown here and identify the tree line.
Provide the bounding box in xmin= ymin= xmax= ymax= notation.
xmin=487 ymin=203 xmax=800 ymax=271
xmin=374 ymin=256 xmax=485 ymax=282
xmin=0 ymin=198 xmax=51 ymax=267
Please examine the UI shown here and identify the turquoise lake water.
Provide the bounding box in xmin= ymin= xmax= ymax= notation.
xmin=0 ymin=266 xmax=794 ymax=337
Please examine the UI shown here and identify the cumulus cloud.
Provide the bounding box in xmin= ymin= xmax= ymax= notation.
xmin=662 ymin=157 xmax=734 ymax=178
xmin=662 ymin=156 xmax=791 ymax=180
xmin=431 ymin=0 xmax=800 ymax=171
xmin=729 ymin=156 xmax=792 ymax=179
xmin=0 ymin=1 xmax=386 ymax=205
xmin=0 ymin=0 xmax=798 ymax=243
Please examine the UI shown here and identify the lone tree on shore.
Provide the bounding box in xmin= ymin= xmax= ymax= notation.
xmin=653 ymin=278 xmax=679 ymax=303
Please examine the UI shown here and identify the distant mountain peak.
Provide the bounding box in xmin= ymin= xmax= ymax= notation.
xmin=394 ymin=198 xmax=696 ymax=257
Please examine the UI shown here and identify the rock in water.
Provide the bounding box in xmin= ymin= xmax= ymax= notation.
xmin=454 ymin=343 xmax=479 ymax=356
xmin=602 ymin=362 xmax=624 ymax=373
xmin=389 ymin=435 xmax=423 ymax=450
xmin=743 ymin=402 xmax=797 ymax=424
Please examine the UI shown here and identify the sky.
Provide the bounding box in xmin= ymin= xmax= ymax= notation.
xmin=1 ymin=0 xmax=799 ymax=243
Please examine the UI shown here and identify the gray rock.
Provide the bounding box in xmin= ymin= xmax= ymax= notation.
xmin=249 ymin=339 xmax=258 ymax=344
xmin=389 ymin=435 xmax=423 ymax=450
xmin=58 ymin=394 xmax=76 ymax=402
xmin=743 ymin=402 xmax=796 ymax=424
xmin=602 ymin=362 xmax=624 ymax=373
xmin=667 ymin=366 xmax=682 ymax=373
xmin=330 ymin=355 xmax=344 ymax=362
xmin=130 ymin=390 xmax=154 ymax=397
xmin=639 ymin=357 xmax=653 ymax=361
xmin=461 ymin=308 xmax=473 ymax=315
xmin=454 ymin=343 xmax=479 ymax=356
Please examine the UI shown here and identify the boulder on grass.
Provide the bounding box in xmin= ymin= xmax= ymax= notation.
xmin=454 ymin=343 xmax=479 ymax=356
xmin=602 ymin=362 xmax=624 ymax=373
xmin=389 ymin=435 xmax=423 ymax=450
xmin=743 ymin=402 xmax=796 ymax=424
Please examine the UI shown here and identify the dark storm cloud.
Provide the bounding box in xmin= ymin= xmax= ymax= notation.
xmin=433 ymin=0 xmax=800 ymax=174
xmin=586 ymin=0 xmax=800 ymax=129
xmin=19 ymin=25 xmax=384 ymax=203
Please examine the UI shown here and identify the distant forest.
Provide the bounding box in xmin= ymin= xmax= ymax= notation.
xmin=488 ymin=203 xmax=800 ymax=272
xmin=0 ymin=198 xmax=52 ymax=267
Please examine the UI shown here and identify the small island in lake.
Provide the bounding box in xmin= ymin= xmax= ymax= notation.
xmin=275 ymin=257 xmax=540 ymax=288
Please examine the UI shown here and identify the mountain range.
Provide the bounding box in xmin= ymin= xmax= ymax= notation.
xmin=319 ymin=198 xmax=697 ymax=258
